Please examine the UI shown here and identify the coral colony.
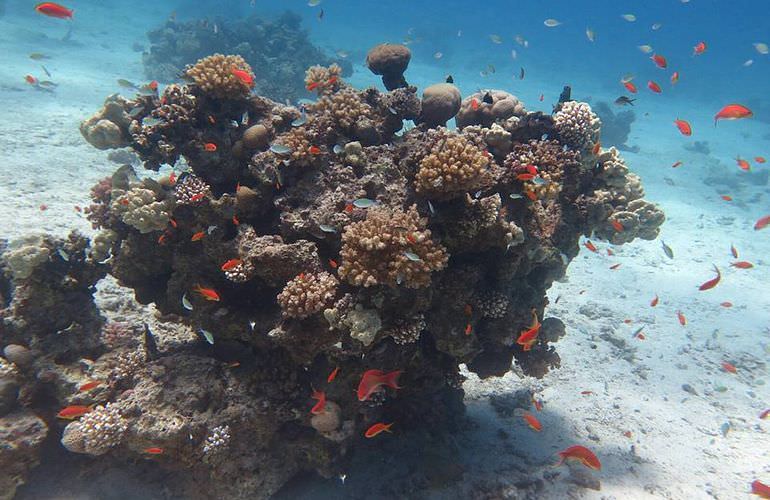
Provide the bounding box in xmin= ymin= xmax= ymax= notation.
xmin=0 ymin=43 xmax=662 ymax=498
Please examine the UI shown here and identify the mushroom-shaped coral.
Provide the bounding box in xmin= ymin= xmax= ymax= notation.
xmin=415 ymin=130 xmax=492 ymax=199
xmin=61 ymin=403 xmax=127 ymax=456
xmin=110 ymin=186 xmax=173 ymax=233
xmin=183 ymin=54 xmax=254 ymax=99
xmin=456 ymin=90 xmax=526 ymax=129
xmin=553 ymin=101 xmax=601 ymax=150
xmin=338 ymin=205 xmax=448 ymax=288
xmin=419 ymin=83 xmax=462 ymax=128
xmin=366 ymin=43 xmax=411 ymax=91
xmin=277 ymin=271 xmax=339 ymax=319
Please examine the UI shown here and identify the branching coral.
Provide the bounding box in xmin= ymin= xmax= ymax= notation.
xmin=504 ymin=139 xmax=582 ymax=199
xmin=338 ymin=205 xmax=448 ymax=288
xmin=553 ymin=101 xmax=601 ymax=149
xmin=61 ymin=403 xmax=127 ymax=456
xmin=277 ymin=271 xmax=338 ymax=319
xmin=183 ymin=54 xmax=254 ymax=99
xmin=174 ymin=173 xmax=211 ymax=205
xmin=415 ymin=129 xmax=493 ymax=199
xmin=313 ymin=88 xmax=375 ymax=136
xmin=304 ymin=64 xmax=343 ymax=95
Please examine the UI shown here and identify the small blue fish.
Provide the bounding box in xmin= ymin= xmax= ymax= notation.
xmin=404 ymin=251 xmax=422 ymax=262
xmin=291 ymin=110 xmax=307 ymax=127
xmin=353 ymin=198 xmax=377 ymax=209
xmin=200 ymin=328 xmax=215 ymax=345
xmin=270 ymin=144 xmax=293 ymax=155
xmin=531 ymin=176 xmax=549 ymax=186
xmin=427 ymin=200 xmax=436 ymax=215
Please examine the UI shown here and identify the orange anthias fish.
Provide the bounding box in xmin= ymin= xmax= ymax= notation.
xmin=755 ymin=215 xmax=770 ymax=231
xmin=532 ymin=395 xmax=543 ymax=411
xmin=34 ymin=2 xmax=73 ymax=19
xmin=220 ymin=258 xmax=242 ymax=271
xmin=693 ymin=41 xmax=707 ymax=56
xmin=310 ymin=389 xmax=326 ymax=415
xmin=670 ymin=71 xmax=680 ymax=85
xmin=730 ymin=244 xmax=738 ymax=258
xmin=193 ymin=284 xmax=220 ymax=302
xmin=357 ymin=369 xmax=402 ymax=401
xmin=721 ymin=361 xmax=737 ymax=374
xmin=674 ymin=119 xmax=692 ymax=136
xmin=759 ymin=409 xmax=770 ymax=420
xmin=756 ymin=156 xmax=767 ymax=164
xmin=78 ymin=380 xmax=101 ymax=392
xmin=516 ymin=309 xmax=540 ymax=351
xmin=650 ymin=295 xmax=659 ymax=307
xmin=651 ymin=54 xmax=667 ymax=68
xmin=752 ymin=480 xmax=770 ymax=499
xmin=592 ymin=142 xmax=601 ymax=155
xmin=698 ymin=265 xmax=721 ymax=291
xmin=308 ymin=145 xmax=322 ymax=155
xmin=584 ymin=240 xmax=598 ymax=253
xmin=25 ymin=75 xmax=38 ymax=85
xmin=736 ymin=157 xmax=751 ymax=171
xmin=611 ymin=220 xmax=624 ymax=232
xmin=731 ymin=261 xmax=754 ymax=269
xmin=714 ymin=104 xmax=753 ymax=124
xmin=555 ymin=445 xmax=601 ymax=470
xmin=231 ymin=66 xmax=254 ymax=87
xmin=144 ymin=447 xmax=164 ymax=455
xmin=464 ymin=323 xmax=472 ymax=336
xmin=677 ymin=310 xmax=687 ymax=326
xmin=671 ymin=161 xmax=683 ymax=168
xmin=191 ymin=231 xmax=205 ymax=241
xmin=327 ymin=366 xmax=340 ymax=383
xmin=522 ymin=413 xmax=542 ymax=432
xmin=470 ymin=98 xmax=479 ymax=111
xmin=721 ymin=195 xmax=732 ymax=201
xmin=203 ymin=143 xmax=217 ymax=152
xmin=56 ymin=405 xmax=92 ymax=420
xmin=647 ymin=80 xmax=662 ymax=93
xmin=720 ymin=301 xmax=733 ymax=308
xmin=365 ymin=422 xmax=393 ymax=438
xmin=623 ymin=80 xmax=638 ymax=94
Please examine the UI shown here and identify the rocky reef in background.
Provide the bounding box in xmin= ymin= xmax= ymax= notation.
xmin=592 ymin=101 xmax=636 ymax=152
xmin=141 ymin=11 xmax=352 ymax=103
xmin=1 ymin=43 xmax=664 ymax=499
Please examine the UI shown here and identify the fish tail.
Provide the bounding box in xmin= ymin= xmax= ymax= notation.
xmin=383 ymin=370 xmax=402 ymax=390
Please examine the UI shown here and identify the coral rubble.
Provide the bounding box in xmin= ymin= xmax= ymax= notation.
xmin=3 ymin=47 xmax=664 ymax=499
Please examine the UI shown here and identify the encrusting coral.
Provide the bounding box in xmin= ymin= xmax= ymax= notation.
xmin=0 ymin=47 xmax=666 ymax=499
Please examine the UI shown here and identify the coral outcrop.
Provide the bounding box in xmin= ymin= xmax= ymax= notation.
xmin=0 ymin=48 xmax=666 ymax=499
xmin=366 ymin=43 xmax=411 ymax=91
xmin=183 ymin=54 xmax=254 ymax=99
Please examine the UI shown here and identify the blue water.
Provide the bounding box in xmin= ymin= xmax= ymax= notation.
xmin=1 ymin=0 xmax=769 ymax=498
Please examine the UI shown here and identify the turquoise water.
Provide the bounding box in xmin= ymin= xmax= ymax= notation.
xmin=0 ymin=1 xmax=768 ymax=499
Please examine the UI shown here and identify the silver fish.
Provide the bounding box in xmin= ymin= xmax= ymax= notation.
xmin=270 ymin=144 xmax=292 ymax=155
xmin=200 ymin=328 xmax=215 ymax=345
xmin=353 ymin=198 xmax=376 ymax=208
xmin=531 ymin=176 xmax=549 ymax=186
xmin=509 ymin=193 xmax=524 ymax=200
xmin=142 ymin=117 xmax=163 ymax=127
xmin=241 ymin=111 xmax=249 ymax=125
xmin=427 ymin=200 xmax=436 ymax=215
xmin=41 ymin=65 xmax=52 ymax=78
xmin=319 ymin=224 xmax=337 ymax=233
xmin=661 ymin=240 xmax=674 ymax=259
xmin=333 ymin=144 xmax=344 ymax=154
xmin=292 ymin=110 xmax=307 ymax=127
xmin=182 ymin=293 xmax=194 ymax=311
xmin=404 ymin=251 xmax=422 ymax=262
xmin=56 ymin=248 xmax=69 ymax=261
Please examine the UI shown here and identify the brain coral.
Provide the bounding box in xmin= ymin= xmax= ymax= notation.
xmin=183 ymin=54 xmax=254 ymax=99
xmin=277 ymin=271 xmax=339 ymax=319
xmin=338 ymin=205 xmax=448 ymax=288
xmin=415 ymin=129 xmax=493 ymax=199
xmin=553 ymin=101 xmax=601 ymax=149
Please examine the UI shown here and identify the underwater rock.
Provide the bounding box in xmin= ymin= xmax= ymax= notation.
xmin=0 ymin=409 xmax=48 ymax=500
xmin=419 ymin=83 xmax=462 ymax=128
xmin=366 ymin=43 xmax=411 ymax=91
xmin=79 ymin=94 xmax=133 ymax=150
xmin=593 ymin=101 xmax=635 ymax=150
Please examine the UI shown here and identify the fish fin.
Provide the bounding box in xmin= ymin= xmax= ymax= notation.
xmin=384 ymin=370 xmax=402 ymax=390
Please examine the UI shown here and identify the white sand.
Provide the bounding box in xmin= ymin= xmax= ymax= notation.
xmin=0 ymin=7 xmax=768 ymax=500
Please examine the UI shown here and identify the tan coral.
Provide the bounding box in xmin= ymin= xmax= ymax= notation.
xmin=183 ymin=54 xmax=254 ymax=99
xmin=504 ymin=139 xmax=581 ymax=199
xmin=553 ymin=101 xmax=601 ymax=149
xmin=313 ymin=88 xmax=374 ymax=133
xmin=415 ymin=130 xmax=492 ymax=199
xmin=272 ymin=127 xmax=318 ymax=167
xmin=277 ymin=272 xmax=339 ymax=319
xmin=110 ymin=186 xmax=173 ymax=234
xmin=61 ymin=403 xmax=127 ymax=456
xmin=338 ymin=205 xmax=448 ymax=288
xmin=304 ymin=64 xmax=343 ymax=95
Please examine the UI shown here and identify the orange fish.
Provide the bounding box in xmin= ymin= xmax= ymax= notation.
xmin=344 ymin=203 xmax=354 ymax=214
xmin=752 ymin=480 xmax=770 ymax=499
xmin=584 ymin=240 xmax=598 ymax=253
xmin=516 ymin=173 xmax=537 ymax=181
xmin=651 ymin=54 xmax=667 ymax=69
xmin=759 ymin=409 xmax=770 ymax=420
xmin=328 ymin=258 xmax=338 ymax=269
xmin=232 ymin=215 xmax=240 ymax=226
xmin=226 ymin=361 xmax=240 ymax=368
xmin=326 ymin=75 xmax=338 ymax=86
xmin=308 ymin=145 xmax=322 ymax=155
xmin=592 ymin=142 xmax=601 ymax=155
xmin=580 ymin=391 xmax=594 ymax=395
xmin=755 ymin=156 xmax=767 ymax=164
xmin=755 ymin=215 xmax=770 ymax=231
xmin=555 ymin=445 xmax=601 ymax=470
xmin=609 ymin=263 xmax=621 ymax=270
xmin=647 ymin=80 xmax=662 ymax=93
xmin=636 ymin=332 xmax=646 ymax=340
xmin=720 ymin=301 xmax=733 ymax=308
xmin=34 ymin=2 xmax=73 ymax=19
xmin=532 ymin=396 xmax=543 ymax=411
xmin=623 ymin=319 xmax=632 ymax=324
xmin=310 ymin=389 xmax=326 ymax=415
xmin=730 ymin=244 xmax=739 ymax=259
xmin=524 ymin=190 xmax=537 ymax=201
xmin=78 ymin=380 xmax=101 ymax=392
xmin=144 ymin=447 xmax=164 ymax=455
xmin=623 ymin=80 xmax=638 ymax=94
xmin=611 ymin=220 xmax=624 ymax=232
xmin=157 ymin=233 xmax=168 ymax=245
xmin=516 ymin=309 xmax=540 ymax=351
xmin=671 ymin=161 xmax=683 ymax=168
xmin=623 ymin=431 xmax=633 ymax=438
xmin=721 ymin=195 xmax=732 ymax=201
xmin=677 ymin=310 xmax=687 ymax=326
xmin=650 ymin=295 xmax=659 ymax=307
xmin=193 ymin=284 xmax=220 ymax=302
xmin=714 ymin=104 xmax=753 ymax=124
xmin=203 ymin=143 xmax=217 ymax=152
xmin=306 ymin=81 xmax=320 ymax=91
xmin=693 ymin=41 xmax=707 ymax=55
xmin=39 ymin=204 xmax=48 ymax=211
xmin=736 ymin=157 xmax=751 ymax=171
xmin=25 ymin=74 xmax=38 ymax=85
xmin=190 ymin=193 xmax=205 ymax=203
xmin=522 ymin=413 xmax=542 ymax=432
xmin=464 ymin=323 xmax=472 ymax=336
xmin=220 ymin=259 xmax=242 ymax=271
xmin=721 ymin=361 xmax=737 ymax=374
xmin=470 ymin=98 xmax=479 ymax=110
xmin=56 ymin=405 xmax=92 ymax=420
xmin=698 ymin=265 xmax=721 ymax=291
xmin=191 ymin=231 xmax=205 ymax=241
xmin=327 ymin=366 xmax=340 ymax=383
xmin=364 ymin=422 xmax=393 ymax=438
xmin=731 ymin=261 xmax=753 ymax=269
xmin=539 ymin=93 xmax=544 ymax=102
xmin=231 ymin=67 xmax=254 ymax=87
xmin=357 ymin=369 xmax=402 ymax=401
xmin=670 ymin=71 xmax=680 ymax=85
xmin=607 ymin=248 xmax=614 ymax=256
xmin=674 ymin=119 xmax=692 ymax=136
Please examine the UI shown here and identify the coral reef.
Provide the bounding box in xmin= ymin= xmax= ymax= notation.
xmin=593 ymin=101 xmax=636 ymax=151
xmin=142 ymin=12 xmax=351 ymax=102
xmin=366 ymin=43 xmax=411 ymax=91
xmin=0 ymin=48 xmax=665 ymax=499
xmin=419 ymin=83 xmax=463 ymax=128
xmin=183 ymin=54 xmax=254 ymax=99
